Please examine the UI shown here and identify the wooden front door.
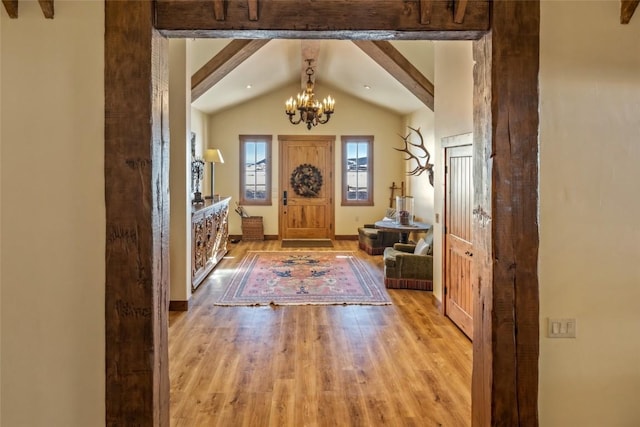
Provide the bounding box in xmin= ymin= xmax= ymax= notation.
xmin=279 ymin=135 xmax=335 ymax=239
xmin=444 ymin=141 xmax=474 ymax=339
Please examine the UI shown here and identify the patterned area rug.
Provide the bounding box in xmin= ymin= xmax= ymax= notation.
xmin=281 ymin=239 xmax=333 ymax=248
xmin=216 ymin=251 xmax=391 ymax=306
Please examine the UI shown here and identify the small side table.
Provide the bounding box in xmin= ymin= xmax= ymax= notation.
xmin=374 ymin=220 xmax=431 ymax=244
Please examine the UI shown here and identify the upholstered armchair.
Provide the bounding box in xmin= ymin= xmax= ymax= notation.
xmin=357 ymin=209 xmax=401 ymax=255
xmin=383 ymin=229 xmax=434 ymax=291
xmin=358 ymin=223 xmax=401 ymax=255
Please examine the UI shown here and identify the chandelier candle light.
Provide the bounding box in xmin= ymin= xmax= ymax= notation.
xmin=285 ymin=59 xmax=335 ymax=130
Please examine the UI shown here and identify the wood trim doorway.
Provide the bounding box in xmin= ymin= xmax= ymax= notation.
xmin=278 ymin=135 xmax=335 ymax=240
xmin=104 ymin=2 xmax=540 ymax=426
xmin=442 ymin=133 xmax=474 ymax=339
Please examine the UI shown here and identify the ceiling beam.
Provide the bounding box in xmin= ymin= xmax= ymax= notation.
xmin=248 ymin=0 xmax=258 ymax=21
xmin=454 ymin=0 xmax=469 ymax=23
xmin=213 ymin=0 xmax=224 ymax=20
xmin=155 ymin=0 xmax=490 ymax=40
xmin=621 ymin=0 xmax=639 ymax=23
xmin=2 ymin=0 xmax=18 ymax=18
xmin=352 ymin=40 xmax=435 ymax=111
xmin=38 ymin=0 xmax=54 ymax=18
xmin=191 ymin=39 xmax=270 ymax=101
xmin=420 ymin=0 xmax=433 ymax=24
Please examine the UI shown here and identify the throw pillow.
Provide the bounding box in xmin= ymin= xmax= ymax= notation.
xmin=413 ymin=238 xmax=429 ymax=255
xmin=423 ymin=229 xmax=434 ymax=255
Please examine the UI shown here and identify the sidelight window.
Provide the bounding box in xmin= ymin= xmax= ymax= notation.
xmin=342 ymin=136 xmax=373 ymax=206
xmin=239 ymin=135 xmax=272 ymax=205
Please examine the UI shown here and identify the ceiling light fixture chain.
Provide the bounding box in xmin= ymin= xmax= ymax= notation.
xmin=285 ymin=59 xmax=335 ymax=130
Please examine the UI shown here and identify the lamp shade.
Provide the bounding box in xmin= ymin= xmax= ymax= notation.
xmin=204 ymin=148 xmax=224 ymax=163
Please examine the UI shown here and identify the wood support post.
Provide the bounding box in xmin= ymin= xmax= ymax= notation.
xmin=472 ymin=1 xmax=540 ymax=426
xmin=105 ymin=1 xmax=170 ymax=425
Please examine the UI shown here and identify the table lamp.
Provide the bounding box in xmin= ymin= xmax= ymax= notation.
xmin=204 ymin=149 xmax=224 ymax=200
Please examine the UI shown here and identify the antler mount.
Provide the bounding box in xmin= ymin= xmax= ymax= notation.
xmin=394 ymin=126 xmax=434 ymax=187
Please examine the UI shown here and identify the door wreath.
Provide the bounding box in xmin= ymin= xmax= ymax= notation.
xmin=290 ymin=163 xmax=323 ymax=197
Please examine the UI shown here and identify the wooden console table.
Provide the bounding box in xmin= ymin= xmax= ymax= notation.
xmin=191 ymin=197 xmax=230 ymax=290
xmin=374 ymin=220 xmax=431 ymax=244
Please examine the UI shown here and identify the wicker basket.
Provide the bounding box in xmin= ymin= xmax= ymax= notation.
xmin=241 ymin=216 xmax=264 ymax=241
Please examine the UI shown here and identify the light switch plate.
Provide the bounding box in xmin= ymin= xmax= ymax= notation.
xmin=547 ymin=318 xmax=576 ymax=338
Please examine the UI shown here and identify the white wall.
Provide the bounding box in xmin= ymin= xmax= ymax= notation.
xmin=400 ymin=41 xmax=436 ymax=228
xmin=1 ymin=3 xmax=105 ymax=425
xmin=208 ymin=83 xmax=407 ymax=236
xmin=539 ymin=2 xmax=640 ymax=425
xmin=169 ymin=39 xmax=193 ymax=303
xmin=432 ymin=41 xmax=474 ymax=301
xmin=403 ymin=108 xmax=436 ymax=225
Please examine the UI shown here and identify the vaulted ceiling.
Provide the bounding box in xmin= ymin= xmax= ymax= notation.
xmin=189 ymin=38 xmax=436 ymax=116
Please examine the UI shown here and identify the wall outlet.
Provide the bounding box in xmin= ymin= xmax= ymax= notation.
xmin=355 ymin=216 xmax=359 ymax=222
xmin=547 ymin=318 xmax=576 ymax=338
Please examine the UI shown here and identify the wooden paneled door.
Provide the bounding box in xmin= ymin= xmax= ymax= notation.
xmin=444 ymin=140 xmax=474 ymax=339
xmin=278 ymin=135 xmax=335 ymax=239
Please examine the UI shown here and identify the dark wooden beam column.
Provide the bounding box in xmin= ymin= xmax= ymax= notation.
xmin=472 ymin=1 xmax=540 ymax=426
xmin=105 ymin=1 xmax=170 ymax=425
xmin=472 ymin=30 xmax=493 ymax=427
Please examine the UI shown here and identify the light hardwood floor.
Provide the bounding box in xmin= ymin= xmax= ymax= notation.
xmin=169 ymin=240 xmax=472 ymax=426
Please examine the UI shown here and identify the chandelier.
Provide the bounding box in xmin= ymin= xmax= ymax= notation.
xmin=285 ymin=59 xmax=335 ymax=130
